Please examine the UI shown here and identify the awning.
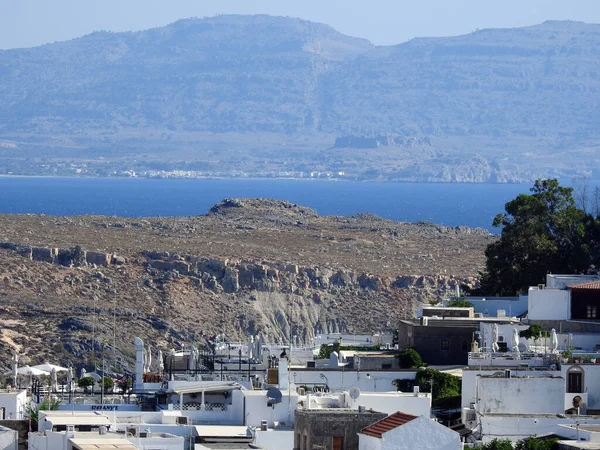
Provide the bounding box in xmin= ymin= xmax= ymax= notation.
xmin=172 ymin=382 xmax=242 ymax=395
xmin=45 ymin=415 xmax=111 ymax=426
xmin=70 ymin=438 xmax=137 ymax=449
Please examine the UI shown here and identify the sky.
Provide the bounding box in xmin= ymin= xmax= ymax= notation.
xmin=1 ymin=0 xmax=599 ymax=50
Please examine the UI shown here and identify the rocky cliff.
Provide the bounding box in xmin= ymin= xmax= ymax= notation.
xmin=0 ymin=198 xmax=490 ymax=372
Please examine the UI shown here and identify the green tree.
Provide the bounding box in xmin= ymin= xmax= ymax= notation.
xmin=101 ymin=376 xmax=114 ymax=392
xmin=446 ymin=298 xmax=473 ymax=308
xmin=25 ymin=397 xmax=62 ymax=431
xmin=514 ymin=437 xmax=559 ymax=450
xmin=415 ymin=368 xmax=460 ymax=402
xmin=397 ymin=348 xmax=423 ymax=368
xmin=77 ymin=376 xmax=95 ymax=393
xmin=477 ymin=179 xmax=597 ymax=295
xmin=519 ymin=325 xmax=550 ymax=342
xmin=473 ymin=439 xmax=514 ymax=450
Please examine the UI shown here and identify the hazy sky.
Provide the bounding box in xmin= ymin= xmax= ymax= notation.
xmin=1 ymin=0 xmax=599 ymax=50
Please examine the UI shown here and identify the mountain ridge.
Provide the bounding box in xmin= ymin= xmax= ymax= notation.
xmin=0 ymin=15 xmax=599 ymax=182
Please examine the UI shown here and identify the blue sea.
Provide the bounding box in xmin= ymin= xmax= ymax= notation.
xmin=0 ymin=177 xmax=535 ymax=231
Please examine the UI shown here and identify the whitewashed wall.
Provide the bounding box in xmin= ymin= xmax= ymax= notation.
xmin=0 ymin=426 xmax=17 ymax=450
xmin=377 ymin=416 xmax=461 ymax=450
xmin=347 ymin=392 xmax=431 ymax=417
xmin=244 ymin=390 xmax=297 ymax=427
xmin=480 ymin=415 xmax=600 ymax=443
xmin=528 ymin=288 xmax=570 ymax=320
xmin=291 ymin=370 xmax=416 ymax=393
xmin=561 ymin=363 xmax=600 ymax=409
xmin=461 ymin=369 xmax=558 ymax=409
xmin=254 ymin=429 xmax=294 ymax=450
xmin=478 ymin=376 xmax=564 ymax=414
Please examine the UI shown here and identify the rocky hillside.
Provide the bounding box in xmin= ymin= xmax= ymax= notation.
xmin=0 ymin=16 xmax=599 ymax=181
xmin=0 ymin=199 xmax=492 ymax=373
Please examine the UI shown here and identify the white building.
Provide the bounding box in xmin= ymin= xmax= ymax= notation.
xmin=0 ymin=389 xmax=26 ymax=420
xmin=528 ymin=274 xmax=600 ymax=321
xmin=358 ymin=412 xmax=461 ymax=450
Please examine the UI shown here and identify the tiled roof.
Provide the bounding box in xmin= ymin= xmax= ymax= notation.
xmin=359 ymin=411 xmax=418 ymax=438
xmin=568 ymin=280 xmax=600 ymax=290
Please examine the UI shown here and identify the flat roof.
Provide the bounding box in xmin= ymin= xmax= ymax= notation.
xmin=70 ymin=438 xmax=136 ymax=450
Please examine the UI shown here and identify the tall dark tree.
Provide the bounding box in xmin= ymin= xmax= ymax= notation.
xmin=477 ymin=179 xmax=599 ymax=295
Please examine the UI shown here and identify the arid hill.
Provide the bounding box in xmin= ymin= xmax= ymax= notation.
xmin=0 ymin=198 xmax=493 ymax=374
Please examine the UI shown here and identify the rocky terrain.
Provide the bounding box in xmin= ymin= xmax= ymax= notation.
xmin=0 ymin=199 xmax=492 ymax=374
xmin=0 ymin=16 xmax=599 ymax=181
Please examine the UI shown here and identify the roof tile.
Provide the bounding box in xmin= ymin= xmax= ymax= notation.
xmin=568 ymin=280 xmax=600 ymax=290
xmin=359 ymin=411 xmax=418 ymax=438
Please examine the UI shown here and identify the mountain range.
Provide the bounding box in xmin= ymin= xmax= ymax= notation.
xmin=0 ymin=15 xmax=599 ymax=182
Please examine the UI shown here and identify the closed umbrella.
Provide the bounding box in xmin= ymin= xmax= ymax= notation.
xmin=491 ymin=324 xmax=499 ymax=353
xmin=67 ymin=367 xmax=74 ymax=392
xmin=550 ymin=328 xmax=559 ymax=354
xmin=158 ymin=350 xmax=164 ymax=376
xmin=50 ymin=368 xmax=58 ymax=392
xmin=11 ymin=353 xmax=18 ymax=386
xmin=512 ymin=328 xmax=521 ymax=359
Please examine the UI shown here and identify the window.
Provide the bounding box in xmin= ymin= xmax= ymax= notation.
xmin=587 ymin=305 xmax=597 ymax=319
xmin=441 ymin=339 xmax=449 ymax=350
xmin=381 ymin=363 xmax=392 ymax=369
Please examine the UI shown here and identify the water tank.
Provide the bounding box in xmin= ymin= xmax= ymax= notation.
xmin=413 ymin=386 xmax=420 ymax=396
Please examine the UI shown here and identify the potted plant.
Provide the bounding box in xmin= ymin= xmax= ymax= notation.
xmin=560 ymin=349 xmax=572 ymax=364
xmin=583 ymin=355 xmax=595 ymax=364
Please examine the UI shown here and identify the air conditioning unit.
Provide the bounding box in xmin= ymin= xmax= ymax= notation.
xmin=138 ymin=432 xmax=148 ymax=438
xmin=127 ymin=427 xmax=137 ymax=437
xmin=297 ymin=387 xmax=306 ymax=395
xmin=176 ymin=416 xmax=189 ymax=425
xmin=466 ymin=410 xmax=476 ymax=421
xmin=260 ymin=420 xmax=268 ymax=431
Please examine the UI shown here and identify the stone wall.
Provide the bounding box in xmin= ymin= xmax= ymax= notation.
xmin=294 ymin=409 xmax=387 ymax=450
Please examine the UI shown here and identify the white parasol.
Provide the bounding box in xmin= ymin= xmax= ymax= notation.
xmin=15 ymin=366 xmax=49 ymax=376
xmin=32 ymin=363 xmax=68 ymax=373
xmin=512 ymin=328 xmax=521 ymax=359
xmin=491 ymin=323 xmax=500 ymax=353
xmin=550 ymin=328 xmax=559 ymax=354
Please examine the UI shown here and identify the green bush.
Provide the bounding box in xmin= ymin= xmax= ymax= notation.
xmin=398 ymin=348 xmax=423 ymax=368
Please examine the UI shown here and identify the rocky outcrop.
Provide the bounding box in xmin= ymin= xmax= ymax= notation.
xmin=0 ymin=242 xmax=124 ymax=267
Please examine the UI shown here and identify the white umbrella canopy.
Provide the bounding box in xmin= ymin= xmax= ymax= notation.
xmin=16 ymin=366 xmax=49 ymax=376
xmin=32 ymin=363 xmax=68 ymax=373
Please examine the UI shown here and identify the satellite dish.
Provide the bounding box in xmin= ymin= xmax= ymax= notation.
xmin=573 ymin=395 xmax=583 ymax=408
xmin=267 ymin=387 xmax=282 ymax=404
xmin=42 ymin=421 xmax=53 ymax=431
xmin=349 ymin=387 xmax=361 ymax=400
